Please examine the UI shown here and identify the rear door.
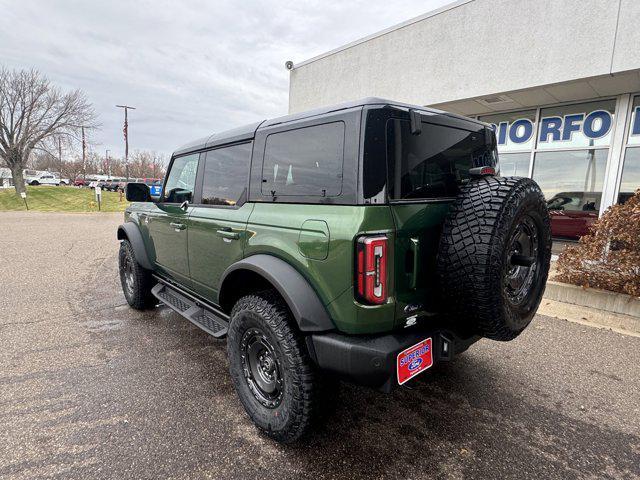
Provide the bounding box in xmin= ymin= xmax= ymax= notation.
xmin=374 ymin=111 xmax=498 ymax=325
xmin=146 ymin=152 xmax=199 ymax=285
xmin=187 ymin=142 xmax=254 ymax=302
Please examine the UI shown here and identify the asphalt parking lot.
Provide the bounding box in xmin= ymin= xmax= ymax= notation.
xmin=1 ymin=211 xmax=639 ymax=480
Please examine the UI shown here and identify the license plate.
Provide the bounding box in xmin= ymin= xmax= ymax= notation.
xmin=397 ymin=338 xmax=433 ymax=385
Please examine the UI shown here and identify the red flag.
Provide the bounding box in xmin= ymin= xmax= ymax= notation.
xmin=123 ymin=119 xmax=128 ymax=142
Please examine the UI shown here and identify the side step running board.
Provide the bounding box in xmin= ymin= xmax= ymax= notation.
xmin=151 ymin=282 xmax=229 ymax=338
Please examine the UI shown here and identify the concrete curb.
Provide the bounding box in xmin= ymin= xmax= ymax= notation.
xmin=540 ymin=280 xmax=640 ymax=336
xmin=544 ymin=281 xmax=640 ymax=317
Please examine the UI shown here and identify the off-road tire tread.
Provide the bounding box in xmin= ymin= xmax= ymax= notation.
xmin=118 ymin=239 xmax=155 ymax=310
xmin=437 ymin=176 xmax=551 ymax=341
xmin=228 ymin=290 xmax=318 ymax=443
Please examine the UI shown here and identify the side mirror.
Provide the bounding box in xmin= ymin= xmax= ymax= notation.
xmin=125 ymin=182 xmax=152 ymax=202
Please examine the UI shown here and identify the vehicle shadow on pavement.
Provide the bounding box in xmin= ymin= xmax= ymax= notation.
xmin=284 ymin=356 xmax=638 ymax=479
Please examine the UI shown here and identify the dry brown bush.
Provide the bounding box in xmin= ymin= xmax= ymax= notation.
xmin=556 ymin=189 xmax=640 ymax=297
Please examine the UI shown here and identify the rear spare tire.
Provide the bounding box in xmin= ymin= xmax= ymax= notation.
xmin=437 ymin=176 xmax=551 ymax=341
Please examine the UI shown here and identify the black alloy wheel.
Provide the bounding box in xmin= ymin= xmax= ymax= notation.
xmin=240 ymin=327 xmax=284 ymax=409
xmin=504 ymin=214 xmax=539 ymax=307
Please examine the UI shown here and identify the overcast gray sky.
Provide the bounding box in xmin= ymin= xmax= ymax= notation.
xmin=0 ymin=0 xmax=452 ymax=159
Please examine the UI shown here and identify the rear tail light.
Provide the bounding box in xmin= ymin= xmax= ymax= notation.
xmin=469 ymin=166 xmax=496 ymax=177
xmin=356 ymin=235 xmax=388 ymax=305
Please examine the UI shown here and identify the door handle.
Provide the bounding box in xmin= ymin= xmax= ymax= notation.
xmin=216 ymin=228 xmax=240 ymax=240
xmin=170 ymin=222 xmax=186 ymax=231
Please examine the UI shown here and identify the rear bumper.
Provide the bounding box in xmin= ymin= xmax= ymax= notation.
xmin=308 ymin=329 xmax=480 ymax=392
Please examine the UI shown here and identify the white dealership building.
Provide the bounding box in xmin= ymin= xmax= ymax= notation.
xmin=288 ymin=0 xmax=640 ymax=230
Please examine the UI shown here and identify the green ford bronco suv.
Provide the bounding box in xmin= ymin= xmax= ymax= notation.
xmin=118 ymin=98 xmax=552 ymax=443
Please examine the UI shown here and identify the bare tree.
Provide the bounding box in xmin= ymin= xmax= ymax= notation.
xmin=0 ymin=67 xmax=97 ymax=193
xmin=129 ymin=150 xmax=150 ymax=179
xmin=150 ymin=152 xmax=167 ymax=179
xmin=84 ymin=150 xmax=103 ymax=175
xmin=128 ymin=150 xmax=167 ymax=179
xmin=30 ymin=150 xmax=58 ymax=172
xmin=61 ymin=157 xmax=84 ymax=182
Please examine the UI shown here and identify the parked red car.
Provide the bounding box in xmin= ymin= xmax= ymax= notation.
xmin=546 ymin=192 xmax=600 ymax=239
xmin=73 ymin=178 xmax=87 ymax=187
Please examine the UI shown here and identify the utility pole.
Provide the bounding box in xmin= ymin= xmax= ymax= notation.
xmin=105 ymin=149 xmax=110 ymax=177
xmin=58 ymin=137 xmax=63 ymax=180
xmin=116 ymin=105 xmax=136 ymax=181
xmin=82 ymin=126 xmax=87 ymax=180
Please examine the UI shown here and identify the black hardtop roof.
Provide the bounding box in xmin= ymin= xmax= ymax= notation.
xmin=172 ymin=97 xmax=487 ymax=156
xmin=173 ymin=121 xmax=264 ymax=156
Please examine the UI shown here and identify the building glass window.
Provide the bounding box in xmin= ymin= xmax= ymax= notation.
xmin=498 ymin=152 xmax=530 ymax=177
xmin=618 ymin=95 xmax=640 ymax=204
xmin=627 ymin=95 xmax=640 ymax=146
xmin=618 ymin=148 xmax=640 ymax=204
xmin=481 ymin=99 xmax=620 ymax=239
xmin=536 ymin=99 xmax=615 ymax=150
xmin=531 ymin=100 xmax=615 ymax=240
xmin=532 ymin=149 xmax=607 ymax=208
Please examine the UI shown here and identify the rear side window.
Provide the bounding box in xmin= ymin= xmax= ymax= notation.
xmin=261 ymin=122 xmax=345 ymax=197
xmin=387 ymin=119 xmax=497 ymax=200
xmin=201 ymin=143 xmax=252 ymax=206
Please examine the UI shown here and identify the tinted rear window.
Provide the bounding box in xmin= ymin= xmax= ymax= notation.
xmin=261 ymin=122 xmax=345 ymax=197
xmin=386 ymin=119 xmax=497 ymax=200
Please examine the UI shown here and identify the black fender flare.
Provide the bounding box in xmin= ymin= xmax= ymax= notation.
xmin=219 ymin=255 xmax=335 ymax=332
xmin=117 ymin=222 xmax=153 ymax=270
